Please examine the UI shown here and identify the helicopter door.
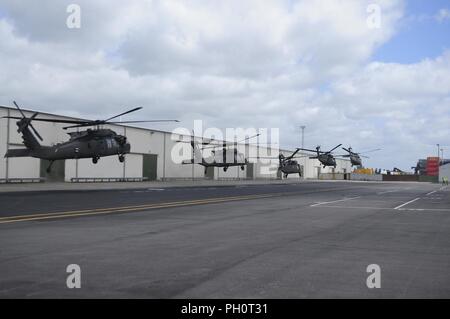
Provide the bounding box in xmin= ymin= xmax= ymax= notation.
xmin=246 ymin=163 xmax=254 ymax=179
xmin=205 ymin=167 xmax=214 ymax=180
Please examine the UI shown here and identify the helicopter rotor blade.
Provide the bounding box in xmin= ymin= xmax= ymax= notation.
xmin=285 ymin=149 xmax=300 ymax=160
xmin=359 ymin=148 xmax=381 ymax=154
xmin=335 ymin=154 xmax=351 ymax=157
xmin=203 ymin=133 xmax=262 ymax=148
xmin=26 ymin=112 xmax=43 ymax=141
xmin=326 ymin=144 xmax=342 ymax=154
xmin=108 ymin=120 xmax=180 ymax=124
xmin=342 ymin=147 xmax=352 ymax=153
xmin=236 ymin=133 xmax=261 ymax=144
xmin=62 ymin=122 xmax=100 ymax=130
xmin=29 ymin=124 xmax=43 ymax=141
xmin=296 ymin=147 xmax=323 ymax=153
xmin=2 ymin=116 xmax=91 ymax=125
xmin=104 ymin=107 xmax=143 ymax=122
xmin=13 ymin=101 xmax=26 ymax=118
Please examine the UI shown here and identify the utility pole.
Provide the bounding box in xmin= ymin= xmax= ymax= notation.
xmin=437 ymin=144 xmax=440 ymax=160
xmin=300 ymin=125 xmax=306 ymax=179
xmin=300 ymin=125 xmax=306 ymax=149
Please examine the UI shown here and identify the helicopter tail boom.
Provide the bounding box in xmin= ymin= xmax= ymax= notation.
xmin=4 ymin=148 xmax=32 ymax=158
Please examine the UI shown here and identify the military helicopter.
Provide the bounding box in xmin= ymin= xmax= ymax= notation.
xmin=257 ymin=149 xmax=303 ymax=178
xmin=297 ymin=144 xmax=342 ymax=168
xmin=338 ymin=147 xmax=381 ymax=167
xmin=277 ymin=150 xmax=303 ymax=178
xmin=3 ymin=101 xmax=179 ymax=172
xmin=178 ymin=132 xmax=260 ymax=173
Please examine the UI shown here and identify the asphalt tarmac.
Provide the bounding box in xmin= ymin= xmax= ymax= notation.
xmin=0 ymin=181 xmax=449 ymax=298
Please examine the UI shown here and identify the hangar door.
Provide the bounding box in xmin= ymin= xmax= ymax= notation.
xmin=142 ymin=154 xmax=158 ymax=181
xmin=40 ymin=159 xmax=65 ymax=182
xmin=205 ymin=167 xmax=214 ymax=179
xmin=246 ymin=163 xmax=254 ymax=179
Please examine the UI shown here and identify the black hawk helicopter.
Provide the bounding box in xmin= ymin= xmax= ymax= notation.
xmin=338 ymin=146 xmax=381 ymax=167
xmin=3 ymin=101 xmax=179 ymax=172
xmin=277 ymin=150 xmax=303 ymax=178
xmin=297 ymin=144 xmax=342 ymax=168
xmin=178 ymin=132 xmax=260 ymax=173
xmin=257 ymin=149 xmax=303 ymax=178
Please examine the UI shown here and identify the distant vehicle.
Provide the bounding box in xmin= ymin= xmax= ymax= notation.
xmin=297 ymin=144 xmax=342 ymax=168
xmin=2 ymin=101 xmax=179 ymax=172
xmin=178 ymin=132 xmax=260 ymax=173
xmin=338 ymin=146 xmax=381 ymax=167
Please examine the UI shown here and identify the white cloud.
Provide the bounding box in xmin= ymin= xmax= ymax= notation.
xmin=1 ymin=0 xmax=449 ymax=170
xmin=435 ymin=8 xmax=450 ymax=23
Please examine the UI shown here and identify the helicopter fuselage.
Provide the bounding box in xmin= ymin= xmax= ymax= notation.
xmin=349 ymin=154 xmax=362 ymax=166
xmin=277 ymin=155 xmax=302 ymax=178
xmin=280 ymin=160 xmax=301 ymax=174
xmin=183 ymin=147 xmax=248 ymax=172
xmin=317 ymin=154 xmax=336 ymax=167
xmin=30 ymin=136 xmax=131 ymax=161
xmin=18 ymin=126 xmax=130 ymax=161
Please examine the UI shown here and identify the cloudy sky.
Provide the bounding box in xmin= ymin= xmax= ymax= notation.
xmin=0 ymin=0 xmax=449 ymax=170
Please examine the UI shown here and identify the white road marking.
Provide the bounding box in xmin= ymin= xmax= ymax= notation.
xmin=314 ymin=205 xmax=450 ymax=212
xmin=426 ymin=190 xmax=437 ymax=196
xmin=377 ymin=189 xmax=401 ymax=195
xmin=133 ymin=188 xmax=165 ymax=193
xmin=310 ymin=196 xmax=361 ymax=207
xmin=394 ymin=197 xmax=420 ymax=210
xmin=315 ymin=205 xmax=394 ymax=210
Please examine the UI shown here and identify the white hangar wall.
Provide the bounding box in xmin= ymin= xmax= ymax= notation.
xmin=1 ymin=106 xmax=352 ymax=182
xmin=440 ymin=164 xmax=450 ymax=182
xmin=0 ymin=107 xmax=7 ymax=179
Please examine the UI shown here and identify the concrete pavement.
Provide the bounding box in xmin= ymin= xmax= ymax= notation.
xmin=0 ymin=181 xmax=449 ymax=298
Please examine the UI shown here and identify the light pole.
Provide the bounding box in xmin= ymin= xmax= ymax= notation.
xmin=441 ymin=148 xmax=444 ymax=160
xmin=300 ymin=125 xmax=306 ymax=179
xmin=300 ymin=125 xmax=306 ymax=149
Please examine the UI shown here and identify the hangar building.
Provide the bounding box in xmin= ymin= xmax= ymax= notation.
xmin=0 ymin=105 xmax=351 ymax=182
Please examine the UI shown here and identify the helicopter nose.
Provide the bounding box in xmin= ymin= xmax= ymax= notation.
xmin=115 ymin=135 xmax=127 ymax=145
xmin=122 ymin=143 xmax=131 ymax=153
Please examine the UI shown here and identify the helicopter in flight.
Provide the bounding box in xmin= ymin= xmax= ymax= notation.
xmin=3 ymin=101 xmax=179 ymax=172
xmin=178 ymin=132 xmax=260 ymax=173
xmin=257 ymin=149 xmax=303 ymax=178
xmin=297 ymin=144 xmax=342 ymax=168
xmin=338 ymin=146 xmax=381 ymax=167
xmin=277 ymin=150 xmax=303 ymax=178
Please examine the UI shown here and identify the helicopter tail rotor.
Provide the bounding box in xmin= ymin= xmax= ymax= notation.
xmin=12 ymin=101 xmax=43 ymax=141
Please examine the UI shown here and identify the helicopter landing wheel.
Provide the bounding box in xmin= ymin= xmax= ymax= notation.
xmin=92 ymin=157 xmax=99 ymax=164
xmin=119 ymin=155 xmax=125 ymax=163
xmin=46 ymin=160 xmax=55 ymax=173
xmin=240 ymin=165 xmax=245 ymax=171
